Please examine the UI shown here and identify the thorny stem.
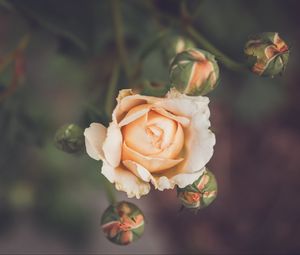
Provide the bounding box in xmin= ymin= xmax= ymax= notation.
xmin=111 ymin=0 xmax=131 ymax=82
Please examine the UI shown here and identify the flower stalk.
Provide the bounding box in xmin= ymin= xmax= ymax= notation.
xmin=103 ymin=178 xmax=117 ymax=205
xmin=185 ymin=26 xmax=248 ymax=73
xmin=105 ymin=61 xmax=120 ymax=117
xmin=142 ymin=0 xmax=247 ymax=73
xmin=111 ymin=0 xmax=131 ymax=82
xmin=0 ymin=34 xmax=30 ymax=102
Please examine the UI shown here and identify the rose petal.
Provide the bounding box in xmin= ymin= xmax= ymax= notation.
xmin=103 ymin=122 xmax=123 ymax=167
xmin=154 ymin=89 xmax=215 ymax=172
xmin=170 ymin=168 xmax=205 ymax=188
xmin=84 ymin=123 xmax=107 ymax=161
xmin=159 ymin=90 xmax=210 ymax=117
xmin=113 ymin=90 xmax=161 ymax=124
xmin=119 ymin=104 xmax=151 ymax=127
xmin=122 ymin=160 xmax=156 ymax=185
xmin=153 ymin=167 xmax=205 ymax=191
xmin=122 ymin=142 xmax=183 ymax=173
xmin=113 ymin=88 xmax=209 ymax=124
xmin=152 ymin=123 xmax=184 ymax=159
xmin=122 ymin=111 xmax=162 ymax=155
xmin=178 ymin=111 xmax=216 ymax=172
xmin=151 ymin=107 xmax=190 ymax=127
xmin=101 ymin=161 xmax=151 ymax=199
xmin=146 ymin=111 xmax=177 ymax=150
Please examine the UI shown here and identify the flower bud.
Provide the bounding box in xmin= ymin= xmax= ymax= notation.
xmin=244 ymin=32 xmax=289 ymax=77
xmin=177 ymin=169 xmax=217 ymax=210
xmin=54 ymin=124 xmax=84 ymax=153
xmin=169 ymin=49 xmax=219 ymax=96
xmin=163 ymin=35 xmax=196 ymax=64
xmin=101 ymin=201 xmax=145 ymax=245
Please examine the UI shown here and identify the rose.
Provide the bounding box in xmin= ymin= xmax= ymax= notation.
xmin=84 ymin=88 xmax=215 ymax=198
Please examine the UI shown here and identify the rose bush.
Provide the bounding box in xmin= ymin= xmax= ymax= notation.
xmin=84 ymin=88 xmax=215 ymax=198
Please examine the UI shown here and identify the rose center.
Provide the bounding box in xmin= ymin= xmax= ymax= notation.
xmin=122 ymin=109 xmax=178 ymax=156
xmin=146 ymin=124 xmax=164 ymax=149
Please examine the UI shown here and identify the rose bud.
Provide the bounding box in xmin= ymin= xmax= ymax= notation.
xmin=54 ymin=124 xmax=84 ymax=153
xmin=163 ymin=35 xmax=196 ymax=64
xmin=101 ymin=201 xmax=145 ymax=245
xmin=84 ymin=89 xmax=215 ymax=198
xmin=169 ymin=48 xmax=219 ymax=96
xmin=177 ymin=169 xmax=217 ymax=210
xmin=244 ymin=32 xmax=289 ymax=77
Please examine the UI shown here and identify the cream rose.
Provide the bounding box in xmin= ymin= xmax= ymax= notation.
xmin=84 ymin=88 xmax=215 ymax=198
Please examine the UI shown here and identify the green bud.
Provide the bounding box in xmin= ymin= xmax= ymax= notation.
xmin=54 ymin=124 xmax=84 ymax=153
xmin=163 ymin=35 xmax=196 ymax=64
xmin=101 ymin=201 xmax=145 ymax=245
xmin=169 ymin=48 xmax=219 ymax=96
xmin=244 ymin=32 xmax=289 ymax=77
xmin=177 ymin=169 xmax=217 ymax=210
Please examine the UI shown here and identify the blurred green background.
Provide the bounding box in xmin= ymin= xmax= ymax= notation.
xmin=0 ymin=0 xmax=300 ymax=254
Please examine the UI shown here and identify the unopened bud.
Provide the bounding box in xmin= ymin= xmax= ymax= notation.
xmin=244 ymin=32 xmax=289 ymax=77
xmin=177 ymin=169 xmax=217 ymax=210
xmin=54 ymin=124 xmax=84 ymax=153
xmin=169 ymin=49 xmax=219 ymax=96
xmin=101 ymin=201 xmax=145 ymax=245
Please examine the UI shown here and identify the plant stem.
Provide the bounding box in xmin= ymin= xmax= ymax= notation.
xmin=105 ymin=61 xmax=120 ymax=117
xmin=185 ymin=26 xmax=248 ymax=72
xmin=103 ymin=178 xmax=117 ymax=204
xmin=0 ymin=34 xmax=30 ymax=102
xmin=111 ymin=0 xmax=131 ymax=82
xmin=103 ymin=61 xmax=119 ymax=204
xmin=143 ymin=0 xmax=247 ymax=73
